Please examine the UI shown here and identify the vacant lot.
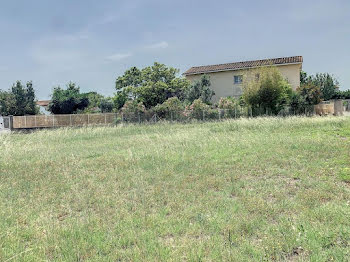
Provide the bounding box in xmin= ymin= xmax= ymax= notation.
xmin=1 ymin=117 xmax=350 ymax=261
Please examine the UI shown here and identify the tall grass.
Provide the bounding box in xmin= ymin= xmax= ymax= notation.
xmin=1 ymin=116 xmax=350 ymax=261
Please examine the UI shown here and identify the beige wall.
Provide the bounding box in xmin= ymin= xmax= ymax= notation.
xmin=185 ymin=64 xmax=302 ymax=102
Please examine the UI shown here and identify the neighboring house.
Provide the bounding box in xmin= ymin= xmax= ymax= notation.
xmin=183 ymin=56 xmax=303 ymax=102
xmin=36 ymin=100 xmax=51 ymax=115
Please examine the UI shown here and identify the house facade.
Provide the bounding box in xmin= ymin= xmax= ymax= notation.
xmin=183 ymin=56 xmax=303 ymax=102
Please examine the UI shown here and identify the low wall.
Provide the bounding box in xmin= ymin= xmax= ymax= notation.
xmin=314 ymin=102 xmax=334 ymax=116
xmin=314 ymin=100 xmax=345 ymax=116
xmin=12 ymin=113 xmax=117 ymax=129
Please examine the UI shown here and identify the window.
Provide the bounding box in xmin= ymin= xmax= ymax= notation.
xmin=234 ymin=75 xmax=243 ymax=84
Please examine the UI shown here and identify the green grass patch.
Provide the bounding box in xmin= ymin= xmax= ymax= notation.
xmin=1 ymin=116 xmax=350 ymax=261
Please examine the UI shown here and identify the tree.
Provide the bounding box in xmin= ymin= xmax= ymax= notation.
xmin=83 ymin=92 xmax=104 ymax=109
xmin=100 ymin=98 xmax=114 ymax=113
xmin=113 ymin=89 xmax=129 ymax=110
xmin=0 ymin=81 xmax=38 ymax=116
xmin=48 ymin=82 xmax=89 ymax=114
xmin=242 ymin=67 xmax=292 ymax=115
xmin=311 ymin=73 xmax=339 ymax=100
xmin=297 ymin=83 xmax=321 ymax=105
xmin=114 ymin=62 xmax=191 ymax=108
xmin=0 ymin=91 xmax=15 ymax=116
xmin=24 ymin=81 xmax=38 ymax=115
xmin=11 ymin=81 xmax=27 ymax=116
xmin=333 ymin=89 xmax=350 ymax=99
xmin=300 ymin=71 xmax=339 ymax=100
xmin=185 ymin=75 xmax=215 ymax=104
xmin=300 ymin=71 xmax=308 ymax=85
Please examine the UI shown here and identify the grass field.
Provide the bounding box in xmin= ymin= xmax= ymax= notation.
xmin=1 ymin=117 xmax=350 ymax=261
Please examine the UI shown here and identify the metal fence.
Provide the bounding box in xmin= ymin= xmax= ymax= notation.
xmin=118 ymin=106 xmax=316 ymax=124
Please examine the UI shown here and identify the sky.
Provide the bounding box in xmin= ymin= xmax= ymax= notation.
xmin=0 ymin=0 xmax=349 ymax=99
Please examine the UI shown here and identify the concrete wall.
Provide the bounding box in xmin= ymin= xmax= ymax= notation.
xmin=185 ymin=63 xmax=302 ymax=102
xmin=314 ymin=100 xmax=345 ymax=116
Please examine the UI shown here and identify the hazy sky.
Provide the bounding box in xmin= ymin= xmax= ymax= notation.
xmin=0 ymin=0 xmax=349 ymax=99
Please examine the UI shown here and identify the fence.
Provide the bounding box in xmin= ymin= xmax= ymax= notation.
xmin=118 ymin=106 xmax=316 ymax=124
xmin=12 ymin=113 xmax=117 ymax=129
xmin=8 ymin=100 xmax=350 ymax=130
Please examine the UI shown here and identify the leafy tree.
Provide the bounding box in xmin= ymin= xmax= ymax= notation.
xmin=243 ymin=67 xmax=292 ymax=115
xmin=0 ymin=81 xmax=38 ymax=116
xmin=333 ymin=89 xmax=350 ymax=99
xmin=300 ymin=71 xmax=339 ymax=100
xmin=297 ymin=83 xmax=321 ymax=105
xmin=113 ymin=89 xmax=129 ymax=110
xmin=0 ymin=91 xmax=15 ymax=116
xmin=83 ymin=92 xmax=104 ymax=108
xmin=185 ymin=75 xmax=215 ymax=104
xmin=114 ymin=62 xmax=190 ymax=108
xmin=48 ymin=82 xmax=89 ymax=114
xmin=311 ymin=73 xmax=339 ymax=100
xmin=300 ymin=71 xmax=308 ymax=85
xmin=100 ymin=98 xmax=114 ymax=113
xmin=116 ymin=67 xmax=142 ymax=91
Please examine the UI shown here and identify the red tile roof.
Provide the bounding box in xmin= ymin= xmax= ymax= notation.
xmin=36 ymin=100 xmax=51 ymax=106
xmin=183 ymin=56 xmax=303 ymax=75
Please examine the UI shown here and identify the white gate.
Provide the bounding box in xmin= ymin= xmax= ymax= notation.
xmin=0 ymin=116 xmax=11 ymax=130
xmin=0 ymin=116 xmax=3 ymax=130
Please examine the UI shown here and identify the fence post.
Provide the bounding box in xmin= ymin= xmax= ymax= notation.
xmin=34 ymin=115 xmax=37 ymax=127
xmin=170 ymin=111 xmax=173 ymax=122
xmin=9 ymin=116 xmax=13 ymax=130
xmin=53 ymin=115 xmax=55 ymax=128
xmin=70 ymin=115 xmax=72 ymax=126
xmin=87 ymin=114 xmax=90 ymax=125
xmin=138 ymin=112 xmax=141 ymax=123
xmin=202 ymin=110 xmax=205 ymax=121
xmin=218 ymin=109 xmax=221 ymax=121
xmin=105 ymin=114 xmax=107 ymax=125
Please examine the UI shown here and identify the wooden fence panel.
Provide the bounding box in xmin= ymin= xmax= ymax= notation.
xmin=12 ymin=113 xmax=117 ymax=129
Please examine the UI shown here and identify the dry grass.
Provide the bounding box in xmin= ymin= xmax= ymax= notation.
xmin=1 ymin=116 xmax=350 ymax=261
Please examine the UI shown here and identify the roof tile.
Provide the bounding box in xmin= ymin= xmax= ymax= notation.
xmin=183 ymin=56 xmax=303 ymax=75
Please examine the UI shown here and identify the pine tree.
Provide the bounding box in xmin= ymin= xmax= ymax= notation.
xmin=25 ymin=81 xmax=37 ymax=115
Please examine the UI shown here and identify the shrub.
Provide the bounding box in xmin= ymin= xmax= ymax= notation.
xmin=185 ymin=99 xmax=210 ymax=120
xmin=289 ymin=91 xmax=306 ymax=115
xmin=297 ymin=83 xmax=321 ymax=105
xmin=218 ymin=97 xmax=242 ymax=118
xmin=242 ymin=67 xmax=292 ymax=115
xmin=121 ymin=100 xmax=146 ymax=122
xmin=100 ymin=98 xmax=114 ymax=113
xmin=153 ymin=97 xmax=184 ymax=120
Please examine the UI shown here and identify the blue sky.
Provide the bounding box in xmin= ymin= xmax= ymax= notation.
xmin=0 ymin=0 xmax=349 ymax=99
